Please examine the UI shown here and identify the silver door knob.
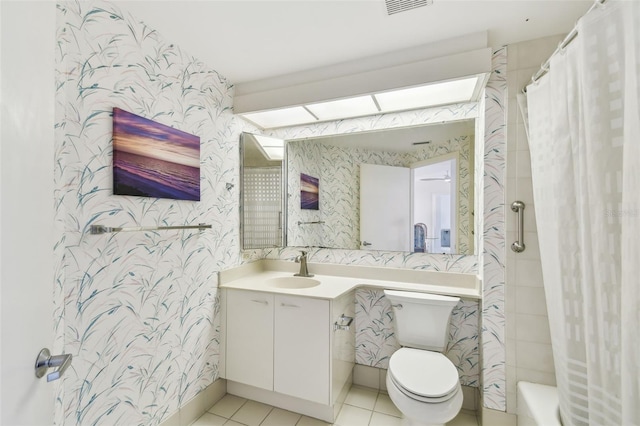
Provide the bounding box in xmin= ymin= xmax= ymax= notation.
xmin=35 ymin=348 xmax=72 ymax=382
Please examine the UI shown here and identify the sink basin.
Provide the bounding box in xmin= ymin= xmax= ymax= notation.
xmin=265 ymin=276 xmax=321 ymax=289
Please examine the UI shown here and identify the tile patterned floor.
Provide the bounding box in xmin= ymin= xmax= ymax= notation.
xmin=192 ymin=386 xmax=479 ymax=426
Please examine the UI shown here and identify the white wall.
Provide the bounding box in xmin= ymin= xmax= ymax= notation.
xmin=505 ymin=35 xmax=564 ymax=414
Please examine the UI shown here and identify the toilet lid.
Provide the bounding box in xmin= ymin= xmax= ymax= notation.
xmin=388 ymin=348 xmax=459 ymax=398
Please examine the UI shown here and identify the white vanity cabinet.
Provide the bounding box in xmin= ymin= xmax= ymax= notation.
xmin=224 ymin=288 xmax=354 ymax=422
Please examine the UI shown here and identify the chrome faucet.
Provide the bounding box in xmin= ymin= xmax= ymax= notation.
xmin=294 ymin=250 xmax=314 ymax=277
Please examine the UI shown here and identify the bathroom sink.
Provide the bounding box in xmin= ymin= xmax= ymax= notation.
xmin=265 ymin=276 xmax=321 ymax=289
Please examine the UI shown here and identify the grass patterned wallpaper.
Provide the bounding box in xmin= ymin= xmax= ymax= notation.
xmin=55 ymin=1 xmax=240 ymax=424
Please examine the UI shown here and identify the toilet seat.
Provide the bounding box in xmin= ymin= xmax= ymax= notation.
xmin=388 ymin=348 xmax=460 ymax=403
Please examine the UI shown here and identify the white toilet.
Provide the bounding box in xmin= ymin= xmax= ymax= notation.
xmin=384 ymin=290 xmax=463 ymax=426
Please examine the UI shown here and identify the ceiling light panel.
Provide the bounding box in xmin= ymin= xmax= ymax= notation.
xmin=242 ymin=106 xmax=316 ymax=129
xmin=253 ymin=134 xmax=284 ymax=148
xmin=261 ymin=147 xmax=284 ymax=161
xmin=253 ymin=134 xmax=284 ymax=160
xmin=376 ymin=76 xmax=479 ymax=112
xmin=238 ymin=75 xmax=484 ymax=129
xmin=306 ymin=96 xmax=379 ymax=121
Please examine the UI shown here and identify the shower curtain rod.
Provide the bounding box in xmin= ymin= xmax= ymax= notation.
xmin=525 ymin=0 xmax=607 ymax=91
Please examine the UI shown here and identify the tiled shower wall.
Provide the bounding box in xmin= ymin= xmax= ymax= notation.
xmin=505 ymin=35 xmax=564 ymax=414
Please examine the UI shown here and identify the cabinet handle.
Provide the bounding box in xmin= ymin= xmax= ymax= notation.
xmin=280 ymin=302 xmax=300 ymax=308
xmin=251 ymin=299 xmax=269 ymax=305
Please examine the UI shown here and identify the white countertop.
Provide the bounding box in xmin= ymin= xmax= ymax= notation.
xmin=219 ymin=260 xmax=481 ymax=301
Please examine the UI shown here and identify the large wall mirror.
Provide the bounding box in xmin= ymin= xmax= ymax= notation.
xmin=285 ymin=120 xmax=475 ymax=255
xmin=240 ymin=118 xmax=476 ymax=255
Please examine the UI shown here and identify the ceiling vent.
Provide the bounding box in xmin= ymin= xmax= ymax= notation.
xmin=385 ymin=0 xmax=433 ymax=15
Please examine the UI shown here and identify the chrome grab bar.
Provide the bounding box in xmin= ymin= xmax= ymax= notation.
xmin=511 ymin=201 xmax=526 ymax=253
xmin=35 ymin=348 xmax=72 ymax=382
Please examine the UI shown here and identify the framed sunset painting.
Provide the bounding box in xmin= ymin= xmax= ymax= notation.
xmin=112 ymin=108 xmax=201 ymax=201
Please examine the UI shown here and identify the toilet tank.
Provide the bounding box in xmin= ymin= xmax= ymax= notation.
xmin=384 ymin=290 xmax=460 ymax=352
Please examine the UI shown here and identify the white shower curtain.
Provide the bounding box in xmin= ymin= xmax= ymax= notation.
xmin=526 ymin=1 xmax=639 ymax=425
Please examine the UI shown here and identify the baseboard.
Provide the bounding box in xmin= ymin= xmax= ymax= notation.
xmin=160 ymin=379 xmax=227 ymax=426
xmin=480 ymin=406 xmax=516 ymax=426
xmin=333 ymin=370 xmax=353 ymax=419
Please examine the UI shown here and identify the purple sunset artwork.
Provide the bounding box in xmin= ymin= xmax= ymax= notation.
xmin=113 ymin=108 xmax=200 ymax=201
xmin=300 ymin=173 xmax=319 ymax=210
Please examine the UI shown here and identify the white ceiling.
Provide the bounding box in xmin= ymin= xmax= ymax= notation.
xmin=118 ymin=0 xmax=592 ymax=85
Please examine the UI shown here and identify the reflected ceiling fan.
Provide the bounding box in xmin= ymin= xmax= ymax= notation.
xmin=420 ymin=172 xmax=451 ymax=182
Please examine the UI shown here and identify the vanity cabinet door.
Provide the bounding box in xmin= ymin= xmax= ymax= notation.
xmin=226 ymin=289 xmax=274 ymax=390
xmin=274 ymin=295 xmax=330 ymax=404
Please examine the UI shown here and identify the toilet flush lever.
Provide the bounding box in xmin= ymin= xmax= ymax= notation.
xmin=391 ymin=303 xmax=403 ymax=310
xmin=35 ymin=348 xmax=72 ymax=382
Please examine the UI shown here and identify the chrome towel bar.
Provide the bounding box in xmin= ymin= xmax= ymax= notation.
xmin=511 ymin=201 xmax=526 ymax=253
xmin=90 ymin=223 xmax=212 ymax=235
